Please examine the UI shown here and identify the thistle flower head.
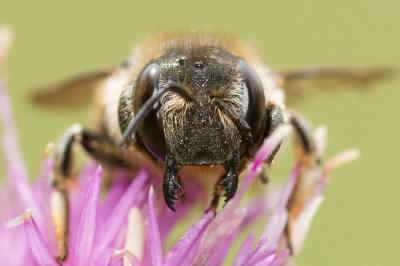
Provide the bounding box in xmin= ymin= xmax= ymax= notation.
xmin=0 ymin=27 xmax=359 ymax=266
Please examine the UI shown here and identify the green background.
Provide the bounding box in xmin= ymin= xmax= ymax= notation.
xmin=0 ymin=1 xmax=399 ymax=265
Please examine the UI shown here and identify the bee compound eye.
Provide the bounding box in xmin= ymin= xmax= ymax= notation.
xmin=237 ymin=60 xmax=266 ymax=143
xmin=133 ymin=63 xmax=167 ymax=160
xmin=134 ymin=63 xmax=160 ymax=103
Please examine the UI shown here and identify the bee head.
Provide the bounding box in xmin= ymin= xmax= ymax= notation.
xmin=127 ymin=46 xmax=265 ymax=165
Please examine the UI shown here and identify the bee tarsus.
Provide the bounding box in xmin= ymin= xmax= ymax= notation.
xmin=163 ymin=153 xmax=184 ymax=211
xmin=51 ymin=124 xmax=133 ymax=260
xmin=221 ymin=150 xmax=240 ymax=204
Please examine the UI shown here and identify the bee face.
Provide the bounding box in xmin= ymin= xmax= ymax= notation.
xmin=133 ymin=45 xmax=266 ymax=165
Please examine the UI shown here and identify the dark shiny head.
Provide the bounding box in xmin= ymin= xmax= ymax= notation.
xmin=132 ymin=46 xmax=265 ymax=165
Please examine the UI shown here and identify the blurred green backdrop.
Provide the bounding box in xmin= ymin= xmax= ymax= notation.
xmin=0 ymin=0 xmax=399 ymax=265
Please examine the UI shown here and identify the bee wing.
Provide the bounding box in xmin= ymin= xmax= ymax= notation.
xmin=277 ymin=66 xmax=395 ymax=102
xmin=31 ymin=66 xmax=116 ymax=107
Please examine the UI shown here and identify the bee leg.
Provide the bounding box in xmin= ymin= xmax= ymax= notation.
xmin=221 ymin=150 xmax=240 ymax=205
xmin=50 ymin=181 xmax=69 ymax=262
xmin=285 ymin=111 xmax=321 ymax=254
xmin=51 ymin=124 xmax=132 ymax=261
xmin=259 ymin=103 xmax=285 ymax=183
xmin=163 ymin=153 xmax=183 ymax=211
xmin=207 ymin=175 xmax=225 ymax=213
xmin=259 ymin=164 xmax=269 ymax=184
xmin=288 ymin=111 xmax=320 ymax=165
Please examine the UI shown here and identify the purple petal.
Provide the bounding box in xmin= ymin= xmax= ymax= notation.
xmin=288 ymin=150 xmax=359 ymax=254
xmin=107 ymin=255 xmax=123 ymax=266
xmin=244 ymin=166 xmax=299 ymax=264
xmin=290 ymin=195 xmax=324 ymax=254
xmin=241 ymin=196 xmax=269 ymax=228
xmin=262 ymin=165 xmax=300 ymax=243
xmin=124 ymin=207 xmax=145 ymax=260
xmin=233 ymin=234 xmax=255 ymax=266
xmin=158 ymin=201 xmax=190 ymax=241
xmin=192 ymin=128 xmax=290 ymax=265
xmin=242 ymin=238 xmax=267 ymax=265
xmin=0 ymin=27 xmax=26 ymax=179
xmin=315 ymin=149 xmax=360 ymax=197
xmin=0 ymin=69 xmax=28 ymax=184
xmin=230 ymin=201 xmax=267 ymax=265
xmin=0 ymin=49 xmax=48 ymax=230
xmin=92 ymin=170 xmax=148 ymax=262
xmin=107 ymin=249 xmax=141 ymax=266
xmin=236 ymin=126 xmax=291 ymax=201
xmin=251 ymin=255 xmax=276 ymax=266
xmin=247 ymin=246 xmax=277 ymax=266
xmin=208 ymin=224 xmax=242 ymax=266
xmin=0 ymin=26 xmax=12 ymax=63
xmin=21 ymin=210 xmax=57 ymax=266
xmin=67 ymin=165 xmax=99 ymax=254
xmin=72 ymin=166 xmax=102 ymax=266
xmin=267 ymin=249 xmax=290 ymax=266
xmin=33 ymin=157 xmax=53 ymax=206
xmin=194 ymin=206 xmax=251 ymax=265
xmin=158 ymin=178 xmax=204 ymax=241
xmin=146 ymin=187 xmax=162 ymax=266
xmin=0 ymin=83 xmax=43 ymax=220
xmin=164 ymin=211 xmax=213 ymax=266
xmin=99 ymin=179 xmax=130 ymax=221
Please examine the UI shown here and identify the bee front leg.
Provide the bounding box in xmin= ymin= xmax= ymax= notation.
xmin=260 ymin=104 xmax=321 ymax=181
xmin=260 ymin=103 xmax=285 ymax=183
xmin=206 ymin=150 xmax=241 ymax=213
xmin=163 ymin=153 xmax=184 ymax=211
xmin=208 ymin=175 xmax=224 ymax=213
xmin=288 ymin=111 xmax=320 ymax=165
xmin=262 ymin=105 xmax=321 ymax=253
xmin=285 ymin=111 xmax=321 ymax=254
xmin=221 ymin=150 xmax=240 ymax=205
xmin=51 ymin=124 xmax=132 ymax=261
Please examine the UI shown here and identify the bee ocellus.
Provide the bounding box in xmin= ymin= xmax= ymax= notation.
xmin=33 ymin=33 xmax=391 ymax=261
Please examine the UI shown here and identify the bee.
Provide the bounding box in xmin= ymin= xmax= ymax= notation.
xmin=33 ymin=33 xmax=391 ymax=261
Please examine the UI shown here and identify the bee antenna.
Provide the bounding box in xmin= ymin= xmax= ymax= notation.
xmin=211 ymin=98 xmax=255 ymax=154
xmin=119 ymin=81 xmax=192 ymax=146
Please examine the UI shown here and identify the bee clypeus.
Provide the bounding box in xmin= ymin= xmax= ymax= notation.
xmin=33 ymin=33 xmax=390 ymax=261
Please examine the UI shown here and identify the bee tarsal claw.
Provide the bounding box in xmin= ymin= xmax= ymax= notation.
xmin=220 ymin=170 xmax=239 ymax=205
xmin=163 ymin=169 xmax=183 ymax=212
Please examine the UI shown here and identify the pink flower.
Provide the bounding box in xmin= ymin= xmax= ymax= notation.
xmin=0 ymin=26 xmax=359 ymax=266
